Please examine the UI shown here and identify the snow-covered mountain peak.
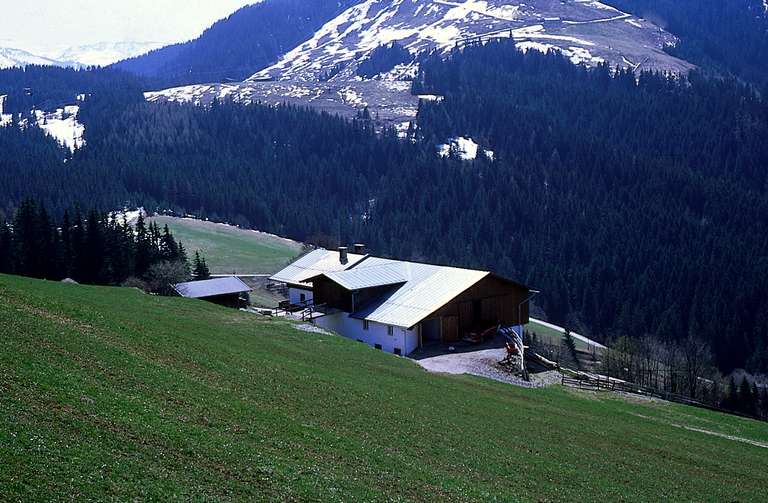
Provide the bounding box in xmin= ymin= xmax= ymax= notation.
xmin=0 ymin=47 xmax=69 ymax=69
xmin=48 ymin=41 xmax=165 ymax=67
xmin=148 ymin=0 xmax=695 ymax=131
xmin=250 ymin=0 xmax=690 ymax=82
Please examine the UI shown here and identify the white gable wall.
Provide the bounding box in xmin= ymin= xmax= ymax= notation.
xmin=316 ymin=312 xmax=419 ymax=355
xmin=288 ymin=286 xmax=313 ymax=305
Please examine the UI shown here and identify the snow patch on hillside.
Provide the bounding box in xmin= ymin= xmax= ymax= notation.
xmin=517 ymin=42 xmax=603 ymax=65
xmin=34 ymin=106 xmax=86 ymax=152
xmin=438 ymin=137 xmax=494 ymax=161
xmin=0 ymin=95 xmax=11 ymax=127
xmin=417 ymin=94 xmax=444 ymax=102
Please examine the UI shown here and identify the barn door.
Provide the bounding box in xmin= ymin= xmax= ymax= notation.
xmin=442 ymin=316 xmax=459 ymax=342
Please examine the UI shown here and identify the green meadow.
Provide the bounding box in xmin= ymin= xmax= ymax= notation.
xmin=1 ymin=274 xmax=766 ymax=501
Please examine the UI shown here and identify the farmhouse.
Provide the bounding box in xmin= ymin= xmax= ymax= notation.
xmin=173 ymin=277 xmax=252 ymax=308
xmin=270 ymin=248 xmax=535 ymax=355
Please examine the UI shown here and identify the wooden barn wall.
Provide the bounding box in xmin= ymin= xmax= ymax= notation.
xmin=430 ymin=276 xmax=530 ymax=334
xmin=312 ymin=279 xmax=353 ymax=312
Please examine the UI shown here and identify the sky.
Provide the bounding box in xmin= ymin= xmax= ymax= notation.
xmin=0 ymin=0 xmax=259 ymax=54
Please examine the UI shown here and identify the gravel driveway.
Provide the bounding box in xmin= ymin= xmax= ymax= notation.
xmin=414 ymin=348 xmax=560 ymax=388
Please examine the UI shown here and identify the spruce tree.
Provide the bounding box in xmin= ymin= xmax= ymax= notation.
xmin=193 ymin=251 xmax=211 ymax=280
xmin=723 ymin=376 xmax=738 ymax=411
xmin=738 ymin=377 xmax=754 ymax=415
xmin=134 ymin=214 xmax=151 ymax=278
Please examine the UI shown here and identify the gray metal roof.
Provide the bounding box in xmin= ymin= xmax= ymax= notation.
xmin=319 ymin=257 xmax=408 ymax=290
xmin=173 ymin=277 xmax=252 ymax=299
xmin=269 ymin=248 xmax=366 ymax=286
xmin=273 ymin=249 xmax=531 ymax=329
xmin=349 ymin=262 xmax=489 ymax=329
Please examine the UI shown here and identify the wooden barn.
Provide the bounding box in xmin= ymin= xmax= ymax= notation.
xmin=173 ymin=277 xmax=252 ymax=308
xmin=270 ymin=249 xmax=536 ymax=355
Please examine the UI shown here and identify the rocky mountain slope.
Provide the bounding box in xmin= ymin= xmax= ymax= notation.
xmin=145 ymin=0 xmax=692 ymax=127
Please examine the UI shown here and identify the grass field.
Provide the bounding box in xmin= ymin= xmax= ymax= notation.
xmin=528 ymin=319 xmax=600 ymax=354
xmin=1 ymin=274 xmax=766 ymax=501
xmin=148 ymin=216 xmax=304 ymax=274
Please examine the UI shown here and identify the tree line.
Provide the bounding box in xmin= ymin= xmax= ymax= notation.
xmin=599 ymin=334 xmax=768 ymax=420
xmin=0 ymin=200 xmax=209 ymax=293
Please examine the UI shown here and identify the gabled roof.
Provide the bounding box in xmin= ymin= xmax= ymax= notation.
xmin=269 ymin=248 xmax=366 ymax=286
xmin=173 ymin=277 xmax=252 ymax=299
xmin=310 ymin=257 xmax=408 ymax=290
xmin=348 ymin=261 xmax=490 ymax=329
xmin=272 ymin=250 xmax=533 ymax=329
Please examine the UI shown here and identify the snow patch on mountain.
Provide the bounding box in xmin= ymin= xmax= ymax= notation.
xmin=147 ymin=0 xmax=694 ymax=130
xmin=249 ymin=0 xmax=689 ymax=82
xmin=0 ymin=95 xmax=12 ymax=127
xmin=33 ymin=106 xmax=86 ymax=152
xmin=438 ymin=137 xmax=493 ymax=161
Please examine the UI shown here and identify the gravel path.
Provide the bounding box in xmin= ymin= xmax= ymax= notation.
xmin=293 ymin=323 xmax=332 ymax=335
xmin=414 ymin=348 xmax=561 ymax=388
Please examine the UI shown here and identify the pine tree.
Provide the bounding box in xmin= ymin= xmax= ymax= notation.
xmin=563 ymin=329 xmax=580 ymax=370
xmin=13 ymin=199 xmax=40 ymax=277
xmin=738 ymin=377 xmax=754 ymax=415
xmin=160 ymin=224 xmax=179 ymax=261
xmin=134 ymin=214 xmax=151 ymax=278
xmin=750 ymin=382 xmax=760 ymax=418
xmin=0 ymin=221 xmax=12 ymax=274
xmin=723 ymin=376 xmax=738 ymax=411
xmin=192 ymin=251 xmax=211 ymax=280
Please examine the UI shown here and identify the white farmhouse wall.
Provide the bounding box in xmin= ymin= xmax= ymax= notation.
xmin=288 ymin=287 xmax=312 ymax=305
xmin=316 ymin=312 xmax=419 ymax=355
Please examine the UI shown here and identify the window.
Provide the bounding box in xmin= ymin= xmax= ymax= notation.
xmin=375 ymin=344 xmax=382 ymax=350
xmin=363 ymin=320 xmax=370 ymax=330
xmin=299 ymin=293 xmax=306 ymax=303
xmin=394 ymin=348 xmax=402 ymax=356
xmin=387 ymin=325 xmax=394 ymax=336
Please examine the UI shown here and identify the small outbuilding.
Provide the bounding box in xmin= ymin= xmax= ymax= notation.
xmin=173 ymin=277 xmax=252 ymax=308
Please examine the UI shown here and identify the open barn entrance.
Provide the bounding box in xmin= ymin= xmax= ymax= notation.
xmin=422 ymin=318 xmax=441 ymax=342
xmin=416 ymin=274 xmax=531 ymax=352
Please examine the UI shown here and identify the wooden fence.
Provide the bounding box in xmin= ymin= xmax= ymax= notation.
xmin=561 ymin=371 xmax=764 ymax=421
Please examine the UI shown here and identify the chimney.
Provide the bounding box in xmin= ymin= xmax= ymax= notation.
xmin=353 ymin=243 xmax=366 ymax=254
xmin=338 ymin=246 xmax=349 ymax=264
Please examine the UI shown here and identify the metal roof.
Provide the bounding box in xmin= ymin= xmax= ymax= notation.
xmin=269 ymin=248 xmax=366 ymax=286
xmin=319 ymin=257 xmax=408 ymax=290
xmin=349 ymin=263 xmax=490 ymax=329
xmin=272 ymin=250 xmax=532 ymax=329
xmin=173 ymin=277 xmax=252 ymax=299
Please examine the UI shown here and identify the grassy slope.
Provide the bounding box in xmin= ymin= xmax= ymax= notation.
xmin=148 ymin=216 xmax=303 ymax=274
xmin=1 ymin=274 xmax=766 ymax=502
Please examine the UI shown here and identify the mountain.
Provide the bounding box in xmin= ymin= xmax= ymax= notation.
xmin=1 ymin=42 xmax=161 ymax=70
xmin=250 ymin=0 xmax=690 ymax=82
xmin=0 ymin=47 xmax=69 ymax=69
xmin=49 ymin=41 xmax=164 ymax=67
xmin=113 ymin=0 xmax=361 ymax=87
xmin=601 ymin=0 xmax=768 ymax=85
xmin=144 ymin=0 xmax=692 ymax=128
